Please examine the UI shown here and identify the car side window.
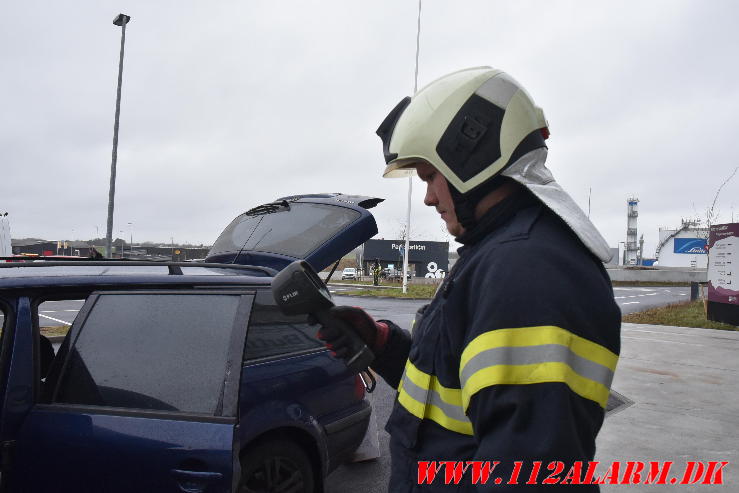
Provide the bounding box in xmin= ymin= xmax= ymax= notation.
xmin=52 ymin=292 xmax=248 ymax=415
xmin=244 ymin=290 xmax=324 ymax=361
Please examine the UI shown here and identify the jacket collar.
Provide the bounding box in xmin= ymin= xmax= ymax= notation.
xmin=456 ymin=187 xmax=541 ymax=251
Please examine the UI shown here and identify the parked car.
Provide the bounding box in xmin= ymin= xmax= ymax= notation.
xmin=0 ymin=193 xmax=384 ymax=493
xmin=386 ymin=269 xmax=412 ymax=281
xmin=341 ymin=267 xmax=357 ymax=280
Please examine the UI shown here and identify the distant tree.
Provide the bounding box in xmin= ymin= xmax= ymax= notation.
xmin=695 ymin=166 xmax=738 ymax=242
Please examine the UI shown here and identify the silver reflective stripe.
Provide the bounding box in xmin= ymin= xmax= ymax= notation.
xmin=475 ymin=73 xmax=518 ymax=108
xmin=400 ymin=373 xmax=470 ymax=424
xmin=460 ymin=344 xmax=615 ymax=390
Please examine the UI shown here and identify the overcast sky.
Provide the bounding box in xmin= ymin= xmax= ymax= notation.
xmin=2 ymin=1 xmax=738 ymax=256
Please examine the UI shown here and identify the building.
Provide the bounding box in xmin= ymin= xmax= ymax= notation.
xmin=0 ymin=213 xmax=10 ymax=257
xmin=362 ymin=239 xmax=449 ymax=278
xmin=11 ymin=239 xmax=97 ymax=257
xmin=655 ymin=220 xmax=709 ymax=268
xmin=625 ymin=198 xmax=640 ymax=265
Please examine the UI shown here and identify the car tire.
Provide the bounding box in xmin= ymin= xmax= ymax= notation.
xmin=239 ymin=439 xmax=315 ymax=493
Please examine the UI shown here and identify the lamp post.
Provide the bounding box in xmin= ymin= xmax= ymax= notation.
xmin=106 ymin=13 xmax=131 ymax=258
xmin=127 ymin=222 xmax=133 ymax=256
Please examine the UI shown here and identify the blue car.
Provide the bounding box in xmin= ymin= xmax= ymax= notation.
xmin=0 ymin=193 xmax=382 ymax=492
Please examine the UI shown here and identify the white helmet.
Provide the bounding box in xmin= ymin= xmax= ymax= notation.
xmin=376 ymin=66 xmax=613 ymax=262
xmin=378 ymin=67 xmax=548 ymax=192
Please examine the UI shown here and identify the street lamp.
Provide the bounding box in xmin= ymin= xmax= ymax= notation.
xmin=128 ymin=222 xmax=133 ymax=256
xmin=106 ymin=13 xmax=131 ymax=258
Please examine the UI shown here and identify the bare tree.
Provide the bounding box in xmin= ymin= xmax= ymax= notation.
xmin=696 ymin=166 xmax=738 ymax=241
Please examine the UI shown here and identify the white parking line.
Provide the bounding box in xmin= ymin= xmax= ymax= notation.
xmin=622 ymin=301 xmax=641 ymax=305
xmin=615 ymin=293 xmax=660 ymax=299
xmin=38 ymin=314 xmax=71 ymax=326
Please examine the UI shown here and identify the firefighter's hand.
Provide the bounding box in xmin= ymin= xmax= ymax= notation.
xmin=312 ymin=306 xmax=390 ymax=358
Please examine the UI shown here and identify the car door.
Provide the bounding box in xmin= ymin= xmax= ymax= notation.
xmin=3 ymin=289 xmax=252 ymax=493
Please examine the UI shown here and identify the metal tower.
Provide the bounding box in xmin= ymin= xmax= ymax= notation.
xmin=626 ymin=198 xmax=639 ymax=265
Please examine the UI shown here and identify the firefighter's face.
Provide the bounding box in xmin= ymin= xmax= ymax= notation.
xmin=416 ymin=162 xmax=464 ymax=237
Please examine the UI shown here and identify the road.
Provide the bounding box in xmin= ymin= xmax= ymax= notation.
xmin=10 ymin=285 xmax=686 ymax=328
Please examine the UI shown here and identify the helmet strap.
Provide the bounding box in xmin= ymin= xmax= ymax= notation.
xmin=449 ymin=174 xmax=511 ymax=231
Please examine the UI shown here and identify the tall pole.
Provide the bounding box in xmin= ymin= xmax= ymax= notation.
xmin=106 ymin=14 xmax=131 ymax=258
xmin=128 ymin=221 xmax=133 ymax=256
xmin=402 ymin=0 xmax=422 ymax=294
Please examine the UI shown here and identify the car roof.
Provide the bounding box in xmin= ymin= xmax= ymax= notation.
xmin=0 ymin=261 xmax=273 ymax=291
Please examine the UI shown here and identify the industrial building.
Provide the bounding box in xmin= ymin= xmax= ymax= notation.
xmin=625 ymin=198 xmax=640 ymax=265
xmin=0 ymin=213 xmax=10 ymax=257
xmin=655 ymin=220 xmax=708 ymax=268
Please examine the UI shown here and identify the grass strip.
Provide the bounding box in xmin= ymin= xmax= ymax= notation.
xmin=622 ymin=300 xmax=738 ymax=331
xmin=340 ymin=283 xmax=439 ymax=299
xmin=41 ymin=325 xmax=70 ymax=337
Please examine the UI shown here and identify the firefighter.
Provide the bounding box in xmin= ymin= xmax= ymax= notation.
xmin=318 ymin=67 xmax=621 ymax=491
xmin=372 ymin=259 xmax=382 ymax=286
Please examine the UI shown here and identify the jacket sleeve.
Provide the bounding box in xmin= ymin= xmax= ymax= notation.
xmin=456 ymin=242 xmax=619 ymax=490
xmin=370 ymin=320 xmax=411 ymax=389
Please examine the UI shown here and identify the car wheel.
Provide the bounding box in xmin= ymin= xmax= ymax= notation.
xmin=239 ymin=439 xmax=315 ymax=493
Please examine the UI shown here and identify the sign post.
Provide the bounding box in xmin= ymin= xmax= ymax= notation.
xmin=707 ymin=222 xmax=739 ymax=326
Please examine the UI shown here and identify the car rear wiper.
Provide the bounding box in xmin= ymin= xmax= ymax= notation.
xmin=244 ymin=200 xmax=290 ymax=216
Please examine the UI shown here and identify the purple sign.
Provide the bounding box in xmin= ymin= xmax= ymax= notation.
xmin=707 ymin=223 xmax=739 ymax=305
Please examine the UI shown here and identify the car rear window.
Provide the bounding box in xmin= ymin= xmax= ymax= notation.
xmin=53 ymin=292 xmax=245 ymax=415
xmin=209 ymin=202 xmax=361 ymax=258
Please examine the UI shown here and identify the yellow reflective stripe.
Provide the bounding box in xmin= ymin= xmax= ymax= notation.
xmin=397 ymin=389 xmax=473 ymax=435
xmin=424 ymin=403 xmax=473 ymax=435
xmin=459 ymin=326 xmax=618 ymax=410
xmin=404 ymin=360 xmax=463 ymax=408
xmin=462 ymin=361 xmax=611 ymax=410
xmin=460 ymin=326 xmax=618 ymax=372
xmin=397 ymin=360 xmax=473 ymax=435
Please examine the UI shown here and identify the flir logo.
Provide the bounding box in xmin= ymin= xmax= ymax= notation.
xmin=282 ymin=290 xmax=299 ymax=302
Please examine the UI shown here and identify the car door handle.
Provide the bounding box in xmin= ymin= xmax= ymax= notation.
xmin=171 ymin=469 xmax=224 ymax=493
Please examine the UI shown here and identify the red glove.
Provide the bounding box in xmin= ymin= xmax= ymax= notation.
xmin=314 ymin=306 xmax=390 ymax=359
